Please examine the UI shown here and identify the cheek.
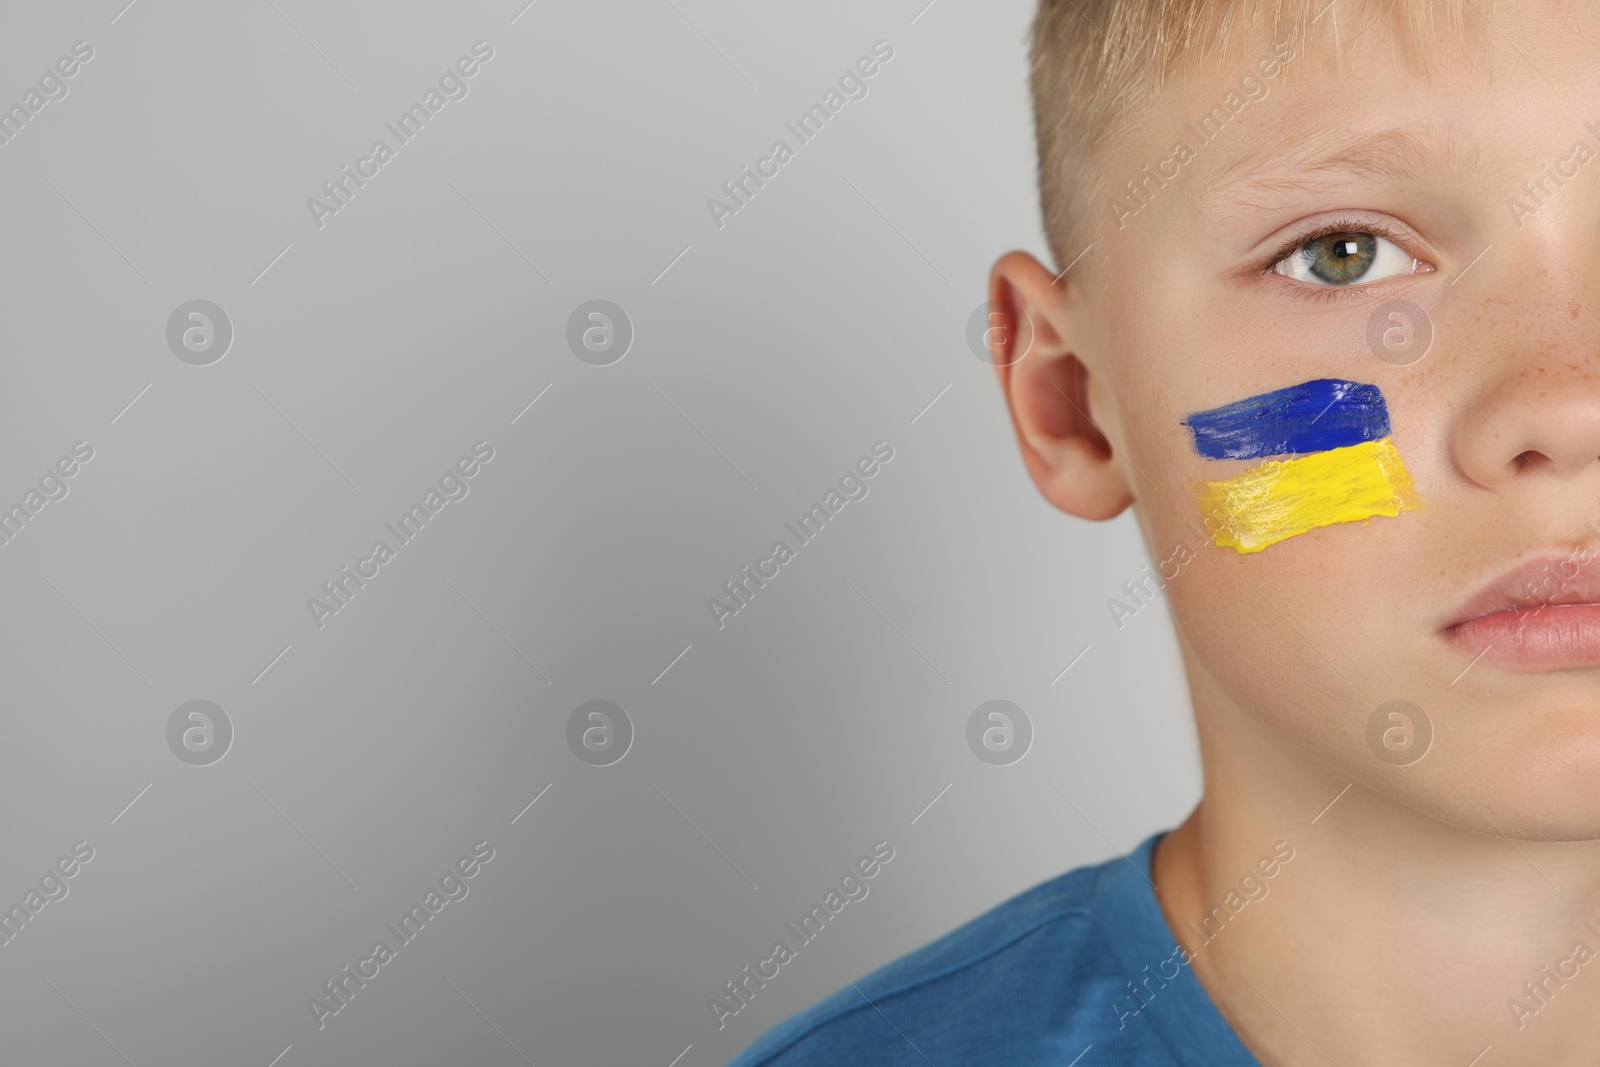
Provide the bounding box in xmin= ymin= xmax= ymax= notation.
xmin=1163 ymin=499 xmax=1431 ymax=778
xmin=1164 ymin=552 xmax=1348 ymax=769
xmin=1161 ymin=396 xmax=1428 ymax=753
xmin=1196 ymin=440 xmax=1418 ymax=554
xmin=1181 ymin=379 xmax=1419 ymax=555
xmin=1100 ymin=271 xmax=1425 ymax=722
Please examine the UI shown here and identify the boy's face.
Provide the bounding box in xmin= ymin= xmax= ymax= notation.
xmin=996 ymin=2 xmax=1600 ymax=839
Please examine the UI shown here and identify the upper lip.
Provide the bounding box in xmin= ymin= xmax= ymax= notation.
xmin=1443 ymin=548 xmax=1600 ymax=631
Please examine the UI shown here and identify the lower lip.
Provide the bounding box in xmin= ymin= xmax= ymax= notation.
xmin=1445 ymin=603 xmax=1600 ymax=670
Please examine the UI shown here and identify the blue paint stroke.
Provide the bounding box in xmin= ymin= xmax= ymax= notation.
xmin=1182 ymin=379 xmax=1390 ymax=460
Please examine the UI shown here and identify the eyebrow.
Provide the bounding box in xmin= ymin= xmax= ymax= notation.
xmin=1200 ymin=122 xmax=1493 ymax=209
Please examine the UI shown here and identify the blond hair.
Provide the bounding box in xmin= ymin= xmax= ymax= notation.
xmin=1028 ymin=0 xmax=1494 ymax=272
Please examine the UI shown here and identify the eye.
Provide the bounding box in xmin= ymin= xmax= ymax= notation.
xmin=1268 ymin=223 xmax=1422 ymax=287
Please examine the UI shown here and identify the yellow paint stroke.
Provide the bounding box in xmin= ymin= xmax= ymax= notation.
xmin=1197 ymin=436 xmax=1419 ymax=554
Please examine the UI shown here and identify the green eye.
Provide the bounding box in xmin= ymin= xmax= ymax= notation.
xmin=1272 ymin=229 xmax=1414 ymax=287
xmin=1303 ymin=232 xmax=1375 ymax=283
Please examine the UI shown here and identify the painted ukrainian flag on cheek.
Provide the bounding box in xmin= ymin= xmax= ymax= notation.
xmin=1182 ymin=379 xmax=1419 ymax=554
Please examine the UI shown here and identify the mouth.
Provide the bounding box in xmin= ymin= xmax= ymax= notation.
xmin=1441 ymin=549 xmax=1600 ymax=670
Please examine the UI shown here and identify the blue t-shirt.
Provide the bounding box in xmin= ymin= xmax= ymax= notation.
xmin=724 ymin=831 xmax=1262 ymax=1066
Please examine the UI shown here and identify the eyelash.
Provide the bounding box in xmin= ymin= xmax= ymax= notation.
xmin=1258 ymin=216 xmax=1418 ymax=303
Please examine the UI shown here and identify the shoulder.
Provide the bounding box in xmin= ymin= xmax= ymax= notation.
xmin=723 ymin=854 xmax=1128 ymax=1067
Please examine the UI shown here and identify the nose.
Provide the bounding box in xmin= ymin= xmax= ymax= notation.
xmin=1449 ymin=273 xmax=1600 ymax=488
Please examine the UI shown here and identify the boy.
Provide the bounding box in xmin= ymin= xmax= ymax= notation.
xmin=728 ymin=0 xmax=1600 ymax=1063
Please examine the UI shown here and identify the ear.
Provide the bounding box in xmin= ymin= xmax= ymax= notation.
xmin=989 ymin=250 xmax=1134 ymax=521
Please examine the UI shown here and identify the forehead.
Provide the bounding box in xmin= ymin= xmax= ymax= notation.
xmin=1096 ymin=5 xmax=1598 ymax=235
xmin=1199 ymin=120 xmax=1500 ymax=212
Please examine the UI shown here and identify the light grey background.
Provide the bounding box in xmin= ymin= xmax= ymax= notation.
xmin=0 ymin=1 xmax=1199 ymax=1064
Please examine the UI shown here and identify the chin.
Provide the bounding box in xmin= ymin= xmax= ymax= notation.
xmin=1343 ymin=706 xmax=1600 ymax=842
xmin=1438 ymin=715 xmax=1600 ymax=841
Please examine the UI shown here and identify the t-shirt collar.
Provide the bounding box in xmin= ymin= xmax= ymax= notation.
xmin=1090 ymin=831 xmax=1263 ymax=1066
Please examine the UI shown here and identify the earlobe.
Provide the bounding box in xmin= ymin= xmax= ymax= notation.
xmin=989 ymin=250 xmax=1135 ymax=521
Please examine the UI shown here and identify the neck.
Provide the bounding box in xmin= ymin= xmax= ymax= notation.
xmin=1155 ymin=647 xmax=1600 ymax=1066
